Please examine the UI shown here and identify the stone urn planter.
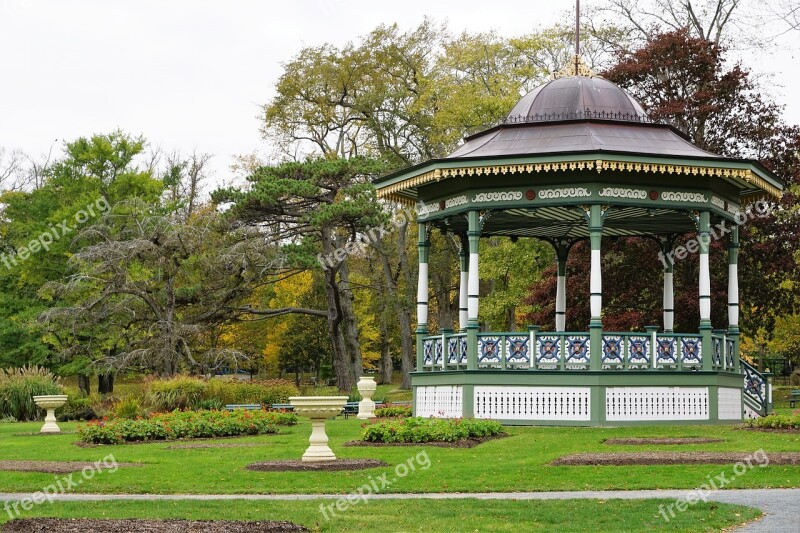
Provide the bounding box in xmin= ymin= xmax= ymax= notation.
xmin=356 ymin=376 xmax=377 ymax=420
xmin=289 ymin=396 xmax=348 ymax=462
xmin=33 ymin=395 xmax=68 ymax=433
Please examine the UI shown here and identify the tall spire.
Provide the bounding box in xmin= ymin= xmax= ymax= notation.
xmin=552 ymin=0 xmax=594 ymax=79
xmin=575 ymin=0 xmax=580 ymax=61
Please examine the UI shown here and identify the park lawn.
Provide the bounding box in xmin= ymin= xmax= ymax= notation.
xmin=1 ymin=419 xmax=799 ymax=494
xmin=0 ymin=498 xmax=762 ymax=532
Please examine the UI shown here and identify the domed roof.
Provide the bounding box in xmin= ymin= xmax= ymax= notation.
xmin=506 ymin=76 xmax=647 ymax=123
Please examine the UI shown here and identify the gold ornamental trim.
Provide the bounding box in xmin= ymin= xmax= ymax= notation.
xmin=375 ymin=158 xmax=782 ymax=201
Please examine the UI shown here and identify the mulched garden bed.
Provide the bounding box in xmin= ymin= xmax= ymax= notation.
xmin=343 ymin=433 xmax=508 ymax=449
xmin=551 ymin=451 xmax=800 ymax=466
xmin=603 ymin=437 xmax=725 ymax=445
xmin=1 ymin=518 xmax=308 ymax=532
xmin=0 ymin=461 xmax=143 ymax=474
xmin=245 ymin=459 xmax=388 ymax=472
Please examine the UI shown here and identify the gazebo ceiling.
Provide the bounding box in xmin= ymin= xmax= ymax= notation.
xmin=438 ymin=206 xmax=699 ymax=239
xmin=374 ymin=74 xmax=784 ymax=205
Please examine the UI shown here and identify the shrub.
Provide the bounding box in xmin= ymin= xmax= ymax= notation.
xmin=148 ymin=376 xmax=208 ymax=411
xmin=361 ymin=417 xmax=504 ymax=443
xmin=57 ymin=391 xmax=98 ymax=422
xmin=78 ymin=408 xmax=296 ymax=444
xmin=112 ymin=398 xmax=144 ymax=419
xmin=747 ymin=412 xmax=800 ymax=430
xmin=204 ymin=378 xmax=299 ymax=407
xmin=374 ymin=405 xmax=413 ymax=418
xmin=0 ymin=366 xmax=63 ymax=421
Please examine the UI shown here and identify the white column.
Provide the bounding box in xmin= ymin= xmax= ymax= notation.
xmin=699 ymin=252 xmax=711 ymax=321
xmin=590 ymin=248 xmax=602 ymax=318
xmin=459 ymin=248 xmax=468 ymax=331
xmin=468 ymin=252 xmax=480 ymax=321
xmin=417 ymin=262 xmax=429 ymax=326
xmin=663 ymin=271 xmax=674 ymax=332
xmin=555 ymin=240 xmax=568 ymax=332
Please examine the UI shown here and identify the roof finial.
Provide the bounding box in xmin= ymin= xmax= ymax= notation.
xmin=575 ymin=0 xmax=580 ymax=74
xmin=552 ymin=0 xmax=595 ymax=79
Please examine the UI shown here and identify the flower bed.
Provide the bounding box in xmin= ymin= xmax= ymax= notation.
xmin=361 ymin=417 xmax=503 ymax=443
xmin=746 ymin=411 xmax=800 ymax=430
xmin=79 ymin=409 xmax=297 ymax=445
xmin=373 ymin=405 xmax=413 ymax=418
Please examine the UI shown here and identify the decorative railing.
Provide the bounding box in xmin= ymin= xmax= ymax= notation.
xmin=741 ymin=359 xmax=772 ymax=417
xmin=421 ymin=329 xmax=735 ymax=372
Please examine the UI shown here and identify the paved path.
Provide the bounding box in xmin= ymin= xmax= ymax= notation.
xmin=1 ymin=489 xmax=797 ymax=531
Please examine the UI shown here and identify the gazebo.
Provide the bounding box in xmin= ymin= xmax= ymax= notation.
xmin=374 ymin=60 xmax=782 ymax=425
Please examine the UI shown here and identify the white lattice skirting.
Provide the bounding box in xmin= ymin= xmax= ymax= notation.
xmin=415 ymin=386 xmax=463 ymax=418
xmin=717 ymin=387 xmax=743 ymax=420
xmin=474 ymin=386 xmax=591 ymax=421
xmin=606 ymin=387 xmax=709 ymax=421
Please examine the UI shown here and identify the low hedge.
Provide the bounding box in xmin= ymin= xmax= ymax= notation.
xmin=147 ymin=376 xmax=299 ymax=411
xmin=78 ymin=408 xmax=298 ymax=444
xmin=361 ymin=417 xmax=504 ymax=443
xmin=747 ymin=412 xmax=800 ymax=430
xmin=373 ymin=405 xmax=413 ymax=418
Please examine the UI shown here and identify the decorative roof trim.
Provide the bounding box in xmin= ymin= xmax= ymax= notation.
xmin=375 ymin=158 xmax=783 ymax=202
xmin=552 ymin=55 xmax=596 ymax=79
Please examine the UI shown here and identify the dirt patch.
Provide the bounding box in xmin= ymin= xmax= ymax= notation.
xmin=1 ymin=518 xmax=307 ymax=532
xmin=343 ymin=434 xmax=508 ymax=449
xmin=245 ymin=459 xmax=388 ymax=472
xmin=551 ymin=452 xmax=800 ymax=466
xmin=603 ymin=437 xmax=725 ymax=445
xmin=167 ymin=443 xmax=267 ymax=450
xmin=0 ymin=460 xmax=143 ymax=474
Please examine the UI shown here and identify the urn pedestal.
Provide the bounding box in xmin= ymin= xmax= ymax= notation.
xmin=33 ymin=395 xmax=68 ymax=433
xmin=356 ymin=376 xmax=377 ymax=419
xmin=289 ymin=396 xmax=348 ymax=462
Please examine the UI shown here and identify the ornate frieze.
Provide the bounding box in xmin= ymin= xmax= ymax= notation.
xmin=538 ymin=187 xmax=592 ymax=199
xmin=444 ymin=195 xmax=469 ymax=208
xmin=472 ymin=191 xmax=523 ymax=203
xmin=711 ymin=196 xmax=726 ymax=209
xmin=599 ymin=187 xmax=647 ymax=199
xmin=661 ymin=191 xmax=708 ymax=203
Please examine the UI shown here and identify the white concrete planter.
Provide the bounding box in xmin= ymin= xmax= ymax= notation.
xmin=33 ymin=395 xmax=68 ymax=433
xmin=356 ymin=376 xmax=377 ymax=419
xmin=289 ymin=396 xmax=348 ymax=462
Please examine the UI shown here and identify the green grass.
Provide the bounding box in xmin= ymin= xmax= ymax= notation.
xmin=0 ymin=498 xmax=762 ymax=532
xmin=1 ymin=420 xmax=799 ymax=495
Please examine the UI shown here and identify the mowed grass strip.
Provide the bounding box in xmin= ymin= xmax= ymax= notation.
xmin=0 ymin=499 xmax=762 ymax=532
xmin=0 ymin=419 xmax=799 ymax=494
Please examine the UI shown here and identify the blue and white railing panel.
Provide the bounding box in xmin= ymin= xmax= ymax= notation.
xmin=536 ymin=335 xmax=562 ymax=367
xmin=601 ymin=335 xmax=624 ymax=366
xmin=433 ymin=337 xmax=444 ymax=366
xmin=505 ymin=335 xmax=531 ymax=366
xmin=628 ymin=336 xmax=651 ymax=367
xmin=564 ymin=335 xmax=590 ymax=367
xmin=742 ymin=359 xmax=770 ymax=417
xmin=423 ymin=339 xmax=434 ymax=366
xmin=478 ymin=335 xmax=502 ymax=365
xmin=655 ymin=337 xmax=677 ymax=366
xmin=680 ymin=337 xmax=702 ymax=366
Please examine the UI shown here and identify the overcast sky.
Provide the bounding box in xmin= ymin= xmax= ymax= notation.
xmin=1 ymin=0 xmax=798 ymax=185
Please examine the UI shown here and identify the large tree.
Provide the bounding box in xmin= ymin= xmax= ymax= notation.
xmin=214 ymin=157 xmax=386 ymax=391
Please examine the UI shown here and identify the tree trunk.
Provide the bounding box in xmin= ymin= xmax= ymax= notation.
xmin=321 ymin=237 xmax=356 ymax=392
xmin=338 ymin=259 xmax=363 ymax=381
xmin=98 ymin=373 xmax=114 ymax=395
xmin=77 ymin=374 xmax=90 ymax=396
xmin=379 ymin=318 xmax=393 ymax=385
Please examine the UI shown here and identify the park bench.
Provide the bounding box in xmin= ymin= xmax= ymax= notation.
xmin=270 ymin=403 xmax=295 ymax=411
xmin=225 ymin=404 xmax=261 ymax=411
xmin=790 ymin=390 xmax=800 ymax=408
xmin=342 ymin=401 xmax=385 ymax=419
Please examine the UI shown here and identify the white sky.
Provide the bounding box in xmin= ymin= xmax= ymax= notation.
xmin=1 ymin=0 xmax=798 ymax=184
